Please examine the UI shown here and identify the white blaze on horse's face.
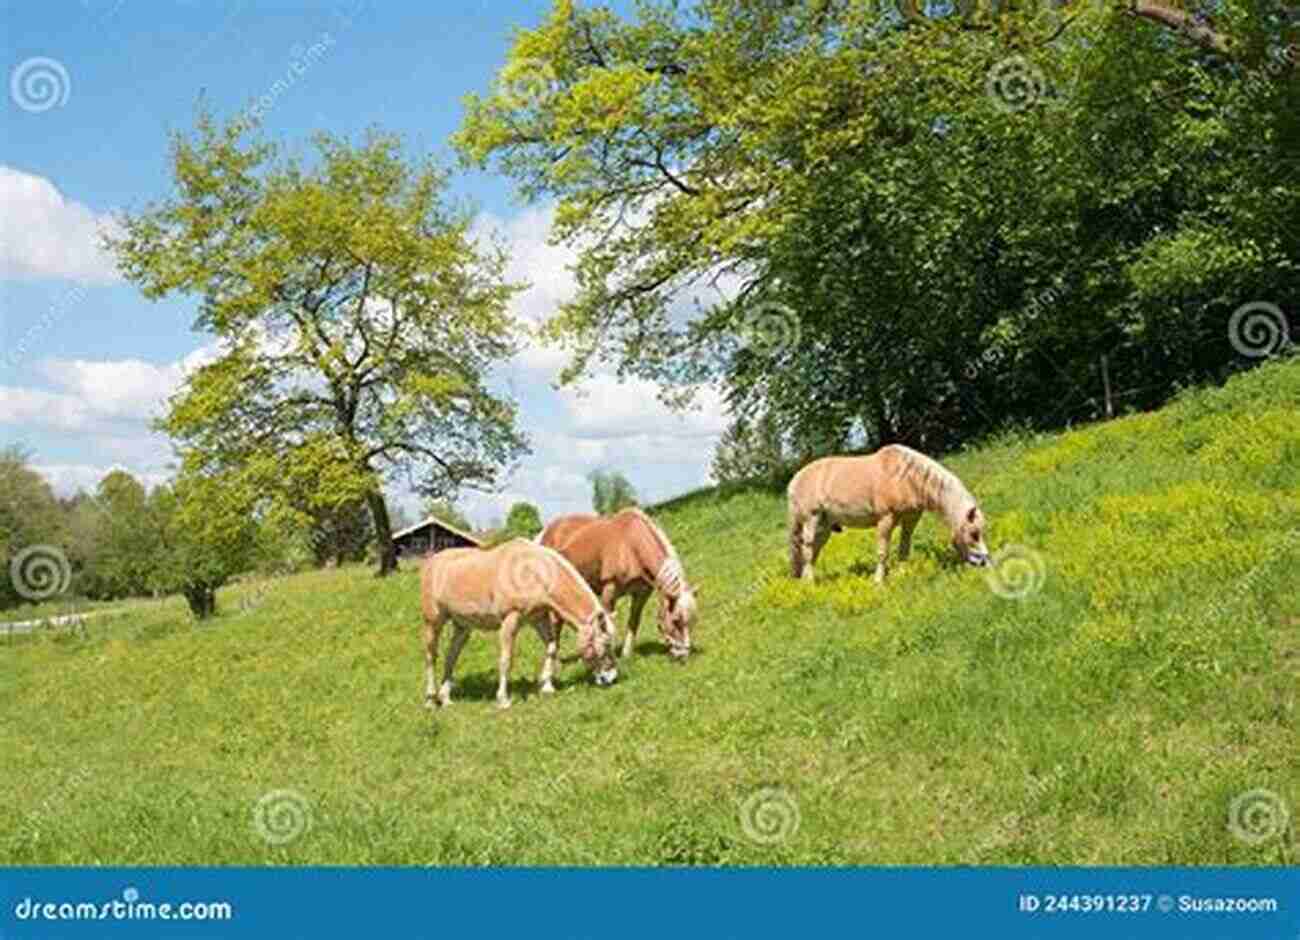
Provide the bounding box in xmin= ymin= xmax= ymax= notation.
xmin=660 ymin=591 xmax=695 ymax=660
xmin=954 ymin=505 xmax=991 ymax=567
xmin=586 ymin=611 xmax=619 ymax=686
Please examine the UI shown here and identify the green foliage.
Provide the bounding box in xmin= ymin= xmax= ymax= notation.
xmin=149 ymin=473 xmax=263 ymax=619
xmin=503 ymin=501 xmax=543 ymax=538
xmin=423 ymin=499 xmax=473 ymax=534
xmin=458 ymin=0 xmax=1298 ymax=452
xmin=107 ymin=112 xmax=529 ymax=575
xmin=1 ymin=358 xmax=1296 ymax=863
xmin=0 ymin=447 xmax=67 ymax=611
xmin=589 ymin=468 xmax=638 ymax=515
xmin=711 ymin=411 xmax=793 ymax=487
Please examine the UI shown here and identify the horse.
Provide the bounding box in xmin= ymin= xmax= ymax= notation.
xmin=537 ymin=507 xmax=698 ymax=660
xmin=419 ymin=538 xmax=619 ymax=710
xmin=786 ymin=444 xmax=991 ymax=584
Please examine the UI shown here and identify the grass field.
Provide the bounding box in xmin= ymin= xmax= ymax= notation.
xmin=3 ymin=359 xmax=1298 ymax=865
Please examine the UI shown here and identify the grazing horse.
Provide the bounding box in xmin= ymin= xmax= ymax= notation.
xmin=787 ymin=444 xmax=991 ymax=584
xmin=537 ymin=507 xmax=698 ymax=660
xmin=420 ymin=539 xmax=618 ymax=710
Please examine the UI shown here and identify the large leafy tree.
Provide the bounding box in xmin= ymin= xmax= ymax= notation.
xmin=109 ymin=115 xmax=529 ymax=576
xmin=458 ymin=0 xmax=1297 ymax=451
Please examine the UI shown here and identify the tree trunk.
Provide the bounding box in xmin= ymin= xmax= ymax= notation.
xmin=366 ymin=489 xmax=398 ymax=577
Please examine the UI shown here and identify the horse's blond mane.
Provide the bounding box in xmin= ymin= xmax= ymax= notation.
xmin=890 ymin=445 xmax=976 ymax=527
xmin=627 ymin=508 xmax=689 ymax=598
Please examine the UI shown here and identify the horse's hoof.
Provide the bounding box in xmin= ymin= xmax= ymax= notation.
xmin=540 ymin=683 xmax=556 ymax=695
xmin=423 ymin=697 xmax=435 ymax=710
xmin=496 ymin=698 xmax=512 ymax=710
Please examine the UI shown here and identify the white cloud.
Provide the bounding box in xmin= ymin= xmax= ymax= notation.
xmin=559 ymin=374 xmax=728 ymax=440
xmin=0 ymin=165 xmax=122 ymax=283
xmin=32 ymin=463 xmax=171 ymax=498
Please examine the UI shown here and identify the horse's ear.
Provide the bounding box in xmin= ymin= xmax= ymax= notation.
xmin=967 ymin=506 xmax=979 ymax=524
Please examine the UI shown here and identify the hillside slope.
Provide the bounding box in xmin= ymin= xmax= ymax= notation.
xmin=3 ymin=359 xmax=1298 ymax=865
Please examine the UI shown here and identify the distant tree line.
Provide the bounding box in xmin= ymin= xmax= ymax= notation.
xmin=0 ymin=447 xmax=372 ymax=617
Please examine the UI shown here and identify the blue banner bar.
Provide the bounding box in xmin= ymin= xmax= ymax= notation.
xmin=2 ymin=867 xmax=1296 ymax=938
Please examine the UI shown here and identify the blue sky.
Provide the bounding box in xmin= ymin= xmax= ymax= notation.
xmin=0 ymin=0 xmax=726 ymax=527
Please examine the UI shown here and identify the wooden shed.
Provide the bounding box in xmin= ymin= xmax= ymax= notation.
xmin=391 ymin=516 xmax=482 ymax=559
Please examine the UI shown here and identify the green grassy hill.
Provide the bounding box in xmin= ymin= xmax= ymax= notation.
xmin=3 ymin=359 xmax=1298 ymax=865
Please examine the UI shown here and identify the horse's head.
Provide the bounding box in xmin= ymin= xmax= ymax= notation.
xmin=952 ymin=505 xmax=990 ymax=567
xmin=578 ymin=608 xmax=619 ymax=687
xmin=658 ymin=587 xmax=697 ymax=661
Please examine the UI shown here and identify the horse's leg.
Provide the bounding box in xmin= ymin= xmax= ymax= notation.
xmin=533 ymin=618 xmax=558 ymax=694
xmin=623 ymin=590 xmax=649 ymax=658
xmin=439 ymin=623 xmax=471 ymax=706
xmin=496 ymin=611 xmax=522 ymax=709
xmin=874 ymin=513 xmax=896 ymax=584
xmin=810 ymin=522 xmax=832 ymax=568
xmin=897 ymin=510 xmax=922 ymax=562
xmin=800 ymin=515 xmax=821 ymax=583
xmin=600 ymin=582 xmax=620 ymax=650
xmin=423 ymin=609 xmax=444 ymax=709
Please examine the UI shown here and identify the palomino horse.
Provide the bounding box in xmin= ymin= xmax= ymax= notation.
xmin=420 ymin=538 xmax=618 ymax=710
xmin=787 ymin=444 xmax=990 ymax=584
xmin=537 ymin=507 xmax=698 ymax=660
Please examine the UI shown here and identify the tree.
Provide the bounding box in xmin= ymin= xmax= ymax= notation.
xmin=503 ymin=501 xmax=543 ymax=538
xmin=150 ymin=472 xmax=262 ymax=619
xmin=0 ymin=447 xmax=68 ymax=610
xmin=458 ymin=0 xmax=1298 ymax=452
xmin=87 ymin=470 xmax=164 ymax=599
xmin=589 ymin=469 xmax=637 ymax=515
xmin=424 ymin=499 xmax=473 ymax=533
xmin=711 ymin=411 xmax=791 ymax=487
xmin=108 ymin=115 xmax=529 ymax=577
